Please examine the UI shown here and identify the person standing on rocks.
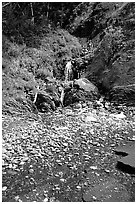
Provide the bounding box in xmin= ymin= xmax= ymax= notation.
xmin=64 ymin=59 xmax=73 ymax=82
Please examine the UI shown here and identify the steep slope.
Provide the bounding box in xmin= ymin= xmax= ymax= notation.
xmin=2 ymin=29 xmax=82 ymax=114
xmin=69 ymin=2 xmax=135 ymax=104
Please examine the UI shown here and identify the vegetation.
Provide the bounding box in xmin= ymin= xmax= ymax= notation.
xmin=2 ymin=2 xmax=135 ymax=113
xmin=2 ymin=2 xmax=83 ymax=114
xmin=2 ymin=3 xmax=135 ymax=202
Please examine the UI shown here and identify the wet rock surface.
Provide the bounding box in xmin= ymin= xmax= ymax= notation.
xmin=74 ymin=78 xmax=98 ymax=93
xmin=115 ymin=141 xmax=135 ymax=174
xmin=2 ymin=103 xmax=135 ymax=202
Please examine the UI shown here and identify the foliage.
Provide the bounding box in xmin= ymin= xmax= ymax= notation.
xmin=2 ymin=26 xmax=82 ymax=114
xmin=2 ymin=2 xmax=80 ymax=42
xmin=2 ymin=2 xmax=135 ymax=114
xmin=71 ymin=2 xmax=135 ymax=93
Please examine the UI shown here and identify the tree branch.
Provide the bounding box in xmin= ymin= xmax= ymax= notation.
xmin=30 ymin=3 xmax=34 ymax=24
xmin=2 ymin=2 xmax=11 ymax=8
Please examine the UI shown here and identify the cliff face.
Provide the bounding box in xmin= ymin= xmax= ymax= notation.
xmin=69 ymin=2 xmax=135 ymax=104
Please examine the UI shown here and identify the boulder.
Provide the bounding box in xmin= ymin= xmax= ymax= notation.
xmin=35 ymin=91 xmax=56 ymax=112
xmin=63 ymin=88 xmax=98 ymax=107
xmin=74 ymin=78 xmax=98 ymax=93
xmin=45 ymin=84 xmax=61 ymax=107
xmin=108 ymin=84 xmax=135 ymax=106
xmin=115 ymin=141 xmax=135 ymax=174
xmin=63 ymin=89 xmax=84 ymax=107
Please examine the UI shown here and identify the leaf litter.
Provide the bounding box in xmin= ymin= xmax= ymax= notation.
xmin=2 ymin=104 xmax=135 ymax=202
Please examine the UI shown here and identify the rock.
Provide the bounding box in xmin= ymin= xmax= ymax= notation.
xmin=115 ymin=141 xmax=135 ymax=155
xmin=83 ymin=177 xmax=130 ymax=202
xmin=109 ymin=85 xmax=135 ymax=106
xmin=89 ymin=166 xmax=98 ymax=170
xmin=63 ymin=89 xmax=84 ymax=106
xmin=85 ymin=115 xmax=97 ymax=122
xmin=45 ymin=85 xmax=61 ymax=107
xmin=35 ymin=91 xmax=56 ymax=112
xmin=2 ymin=186 xmax=7 ymax=191
xmin=117 ymin=155 xmax=135 ymax=173
xmin=22 ymin=156 xmax=29 ymax=162
xmin=115 ymin=141 xmax=135 ymax=173
xmin=29 ymin=168 xmax=34 ymax=174
xmin=60 ymin=178 xmax=65 ymax=182
xmin=74 ymin=78 xmax=98 ymax=93
xmin=43 ymin=197 xmax=48 ymax=202
xmin=110 ymin=112 xmax=126 ymax=119
xmin=64 ymin=87 xmax=98 ymax=107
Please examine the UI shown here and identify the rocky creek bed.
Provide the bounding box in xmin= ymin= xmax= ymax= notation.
xmin=2 ymin=103 xmax=135 ymax=202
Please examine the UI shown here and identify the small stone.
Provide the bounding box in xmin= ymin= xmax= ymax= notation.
xmin=76 ymin=185 xmax=81 ymax=189
xmin=2 ymin=186 xmax=7 ymax=191
xmin=14 ymin=195 xmax=20 ymax=201
xmin=105 ymin=169 xmax=110 ymax=173
xmin=43 ymin=198 xmax=48 ymax=202
xmin=22 ymin=157 xmax=29 ymax=161
xmin=29 ymin=169 xmax=34 ymax=173
xmin=62 ymin=142 xmax=68 ymax=147
xmin=83 ymin=182 xmax=88 ymax=186
xmin=92 ymin=196 xmax=97 ymax=200
xmin=2 ymin=159 xmax=5 ymax=165
xmin=54 ymin=174 xmax=59 ymax=177
xmin=13 ymin=159 xmax=19 ymax=164
xmin=9 ymin=164 xmax=12 ymax=168
xmin=19 ymin=161 xmax=25 ymax=165
xmin=55 ymin=187 xmax=60 ymax=190
xmin=49 ymin=197 xmax=55 ymax=202
xmin=60 ymin=178 xmax=65 ymax=182
xmin=89 ymin=166 xmax=98 ymax=170
xmin=85 ymin=115 xmax=97 ymax=122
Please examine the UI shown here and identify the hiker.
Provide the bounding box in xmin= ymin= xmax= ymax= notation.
xmin=64 ymin=60 xmax=73 ymax=82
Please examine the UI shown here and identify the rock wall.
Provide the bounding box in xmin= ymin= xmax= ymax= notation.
xmin=69 ymin=2 xmax=135 ymax=105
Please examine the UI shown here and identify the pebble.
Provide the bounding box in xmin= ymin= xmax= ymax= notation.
xmin=19 ymin=161 xmax=25 ymax=165
xmin=89 ymin=166 xmax=98 ymax=170
xmin=29 ymin=169 xmax=34 ymax=173
xmin=105 ymin=169 xmax=110 ymax=173
xmin=22 ymin=157 xmax=29 ymax=161
xmin=62 ymin=142 xmax=68 ymax=147
xmin=85 ymin=115 xmax=97 ymax=122
xmin=84 ymin=157 xmax=90 ymax=161
xmin=49 ymin=197 xmax=55 ymax=202
xmin=43 ymin=198 xmax=48 ymax=202
xmin=14 ymin=195 xmax=20 ymax=201
xmin=2 ymin=159 xmax=5 ymax=165
xmin=92 ymin=196 xmax=97 ymax=200
xmin=60 ymin=178 xmax=65 ymax=182
xmin=9 ymin=164 xmax=12 ymax=168
xmin=2 ymin=186 xmax=7 ymax=191
xmin=76 ymin=185 xmax=81 ymax=189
